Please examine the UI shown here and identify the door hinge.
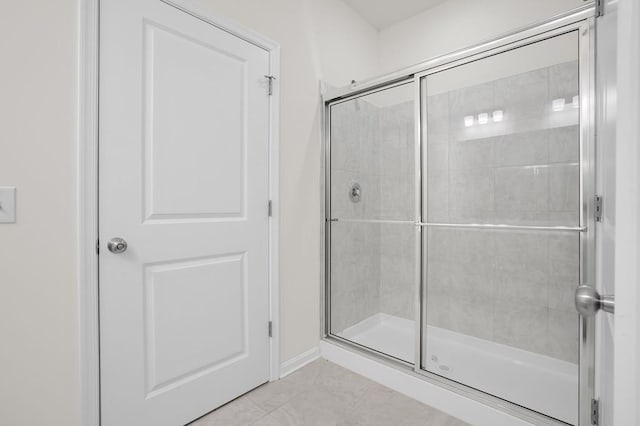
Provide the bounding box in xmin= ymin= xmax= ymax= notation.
xmin=268 ymin=200 xmax=273 ymax=217
xmin=268 ymin=321 xmax=273 ymax=337
xmin=595 ymin=195 xmax=603 ymax=222
xmin=591 ymin=398 xmax=600 ymax=425
xmin=595 ymin=0 xmax=605 ymax=17
xmin=265 ymin=75 xmax=276 ymax=96
xmin=96 ymin=239 xmax=100 ymax=255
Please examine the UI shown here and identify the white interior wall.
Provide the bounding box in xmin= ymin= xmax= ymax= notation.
xmin=0 ymin=2 xmax=81 ymax=426
xmin=377 ymin=0 xmax=585 ymax=76
xmin=307 ymin=0 xmax=380 ymax=86
xmin=426 ymin=34 xmax=577 ymax=95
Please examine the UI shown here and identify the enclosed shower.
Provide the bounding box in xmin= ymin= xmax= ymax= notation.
xmin=324 ymin=20 xmax=593 ymax=426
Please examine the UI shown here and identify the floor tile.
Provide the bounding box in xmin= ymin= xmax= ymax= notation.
xmin=189 ymin=394 xmax=265 ymax=426
xmin=246 ymin=377 xmax=307 ymax=413
xmin=190 ymin=360 xmax=467 ymax=426
xmin=312 ymin=362 xmax=374 ymax=407
xmin=263 ymin=388 xmax=352 ymax=426
xmin=345 ymin=382 xmax=440 ymax=426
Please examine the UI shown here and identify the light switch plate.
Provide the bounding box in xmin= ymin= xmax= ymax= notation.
xmin=0 ymin=187 xmax=16 ymax=223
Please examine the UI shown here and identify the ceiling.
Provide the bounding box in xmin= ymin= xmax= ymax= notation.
xmin=342 ymin=0 xmax=448 ymax=30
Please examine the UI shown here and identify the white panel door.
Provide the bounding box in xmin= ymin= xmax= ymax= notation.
xmin=99 ymin=1 xmax=271 ymax=425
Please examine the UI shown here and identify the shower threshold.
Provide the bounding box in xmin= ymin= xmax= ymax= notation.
xmin=337 ymin=313 xmax=578 ymax=425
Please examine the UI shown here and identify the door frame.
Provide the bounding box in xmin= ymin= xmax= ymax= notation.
xmin=613 ymin=0 xmax=640 ymax=424
xmin=78 ymin=1 xmax=281 ymax=425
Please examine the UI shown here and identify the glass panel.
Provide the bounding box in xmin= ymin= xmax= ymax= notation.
xmin=330 ymin=221 xmax=416 ymax=362
xmin=329 ymin=82 xmax=416 ymax=362
xmin=422 ymin=31 xmax=581 ymax=425
xmin=330 ymin=83 xmax=415 ymax=222
xmin=425 ymin=228 xmax=579 ymax=421
xmin=425 ymin=32 xmax=580 ymax=227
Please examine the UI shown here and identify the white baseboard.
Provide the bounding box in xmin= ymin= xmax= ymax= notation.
xmin=279 ymin=346 xmax=321 ymax=379
xmin=320 ymin=340 xmax=535 ymax=426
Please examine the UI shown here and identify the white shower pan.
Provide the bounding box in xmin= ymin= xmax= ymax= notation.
xmin=339 ymin=313 xmax=578 ymax=425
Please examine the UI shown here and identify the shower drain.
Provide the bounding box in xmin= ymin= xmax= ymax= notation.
xmin=430 ymin=354 xmax=452 ymax=373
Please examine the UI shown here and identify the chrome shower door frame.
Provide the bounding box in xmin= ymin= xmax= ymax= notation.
xmin=414 ymin=18 xmax=596 ymax=426
xmin=323 ymin=78 xmax=418 ymax=367
xmin=322 ymin=5 xmax=596 ymax=425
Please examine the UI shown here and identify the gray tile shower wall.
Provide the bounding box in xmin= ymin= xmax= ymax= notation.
xmin=330 ymin=97 xmax=417 ymax=330
xmin=378 ymin=101 xmax=415 ymax=320
xmin=330 ymin=100 xmax=382 ymax=221
xmin=330 ymin=60 xmax=579 ymax=364
xmin=380 ymin=223 xmax=415 ymax=320
xmin=425 ymin=60 xmax=580 ymax=364
xmin=331 ymin=221 xmax=381 ymax=332
xmin=426 ymin=228 xmax=579 ymax=362
xmin=330 ymin=100 xmax=382 ymax=332
xmin=378 ymin=101 xmax=415 ymax=221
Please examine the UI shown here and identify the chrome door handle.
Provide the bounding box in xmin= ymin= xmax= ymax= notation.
xmin=575 ymin=285 xmax=615 ymax=317
xmin=107 ymin=237 xmax=128 ymax=254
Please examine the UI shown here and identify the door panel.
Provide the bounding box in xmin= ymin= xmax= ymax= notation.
xmin=144 ymin=254 xmax=247 ymax=396
xmin=424 ymin=227 xmax=579 ymax=423
xmin=595 ymin=2 xmax=618 ymax=424
xmin=144 ymin=22 xmax=247 ymax=220
xmin=99 ymin=1 xmax=271 ymax=425
xmin=328 ymin=83 xmax=418 ymax=363
xmin=420 ymin=31 xmax=586 ymax=425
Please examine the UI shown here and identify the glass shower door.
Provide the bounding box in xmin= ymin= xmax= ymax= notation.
xmin=419 ymin=31 xmax=586 ymax=425
xmin=328 ymin=82 xmax=418 ymax=363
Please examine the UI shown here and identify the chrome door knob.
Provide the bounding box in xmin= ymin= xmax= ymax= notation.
xmin=575 ymin=285 xmax=615 ymax=317
xmin=107 ymin=237 xmax=128 ymax=254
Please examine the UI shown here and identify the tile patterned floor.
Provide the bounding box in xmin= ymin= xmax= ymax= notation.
xmin=189 ymin=359 xmax=469 ymax=426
